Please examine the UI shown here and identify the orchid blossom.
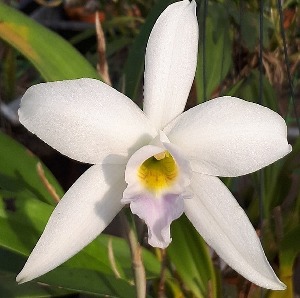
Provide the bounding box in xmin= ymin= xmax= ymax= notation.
xmin=17 ymin=0 xmax=290 ymax=291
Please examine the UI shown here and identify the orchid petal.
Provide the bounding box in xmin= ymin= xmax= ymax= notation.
xmin=185 ymin=172 xmax=285 ymax=290
xmin=143 ymin=0 xmax=198 ymax=130
xmin=16 ymin=164 xmax=126 ymax=283
xmin=19 ymin=79 xmax=156 ymax=165
xmin=165 ymin=96 xmax=291 ymax=177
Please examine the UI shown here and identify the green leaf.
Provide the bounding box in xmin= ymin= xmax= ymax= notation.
xmin=0 ymin=249 xmax=133 ymax=297
xmin=0 ymin=248 xmax=26 ymax=274
xmin=0 ymin=188 xmax=160 ymax=280
xmin=107 ymin=37 xmax=133 ymax=57
xmin=40 ymin=268 xmax=136 ymax=298
xmin=240 ymin=12 xmax=273 ymax=51
xmin=124 ymin=0 xmax=174 ymax=101
xmin=0 ymin=132 xmax=64 ymax=205
xmin=97 ymin=235 xmax=161 ymax=280
xmin=0 ymin=271 xmax=71 ymax=298
xmin=0 ymin=192 xmax=53 ymax=256
xmin=0 ymin=189 xmax=115 ymax=273
xmin=227 ymin=4 xmax=273 ymax=50
xmin=269 ymin=226 xmax=300 ymax=298
xmin=280 ymin=226 xmax=300 ymax=270
xmin=167 ymin=215 xmax=218 ymax=298
xmin=0 ymin=3 xmax=100 ymax=81
xmin=2 ymin=46 xmax=16 ymax=102
xmin=0 ymin=249 xmax=71 ymax=297
xmin=196 ymin=2 xmax=232 ymax=102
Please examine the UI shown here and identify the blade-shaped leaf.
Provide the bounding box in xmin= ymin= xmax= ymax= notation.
xmin=167 ymin=215 xmax=219 ymax=298
xmin=0 ymin=249 xmax=134 ymax=297
xmin=196 ymin=2 xmax=232 ymax=102
xmin=40 ymin=268 xmax=136 ymax=298
xmin=0 ymin=132 xmax=63 ymax=205
xmin=0 ymin=271 xmax=72 ymax=298
xmin=0 ymin=3 xmax=100 ymax=81
xmin=0 ymin=189 xmax=160 ymax=279
xmin=269 ymin=226 xmax=300 ymax=298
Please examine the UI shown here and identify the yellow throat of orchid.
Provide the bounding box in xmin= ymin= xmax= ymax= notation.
xmin=137 ymin=151 xmax=178 ymax=193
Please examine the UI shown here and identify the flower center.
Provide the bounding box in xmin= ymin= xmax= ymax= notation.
xmin=137 ymin=151 xmax=178 ymax=193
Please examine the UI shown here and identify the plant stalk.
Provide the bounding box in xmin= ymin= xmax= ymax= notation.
xmin=121 ymin=209 xmax=146 ymax=298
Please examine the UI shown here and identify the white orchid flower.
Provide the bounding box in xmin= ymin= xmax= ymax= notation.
xmin=16 ymin=0 xmax=290 ymax=290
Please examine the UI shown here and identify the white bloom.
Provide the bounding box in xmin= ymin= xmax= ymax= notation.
xmin=17 ymin=0 xmax=290 ymax=291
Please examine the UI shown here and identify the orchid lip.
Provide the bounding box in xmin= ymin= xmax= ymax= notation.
xmin=121 ymin=138 xmax=192 ymax=248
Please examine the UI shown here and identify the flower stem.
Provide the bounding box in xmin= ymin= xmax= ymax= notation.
xmin=36 ymin=162 xmax=60 ymax=203
xmin=121 ymin=209 xmax=146 ymax=298
xmin=158 ymin=249 xmax=167 ymax=298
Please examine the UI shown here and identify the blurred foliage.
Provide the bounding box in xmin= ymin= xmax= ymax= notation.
xmin=0 ymin=3 xmax=100 ymax=82
xmin=0 ymin=0 xmax=299 ymax=297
